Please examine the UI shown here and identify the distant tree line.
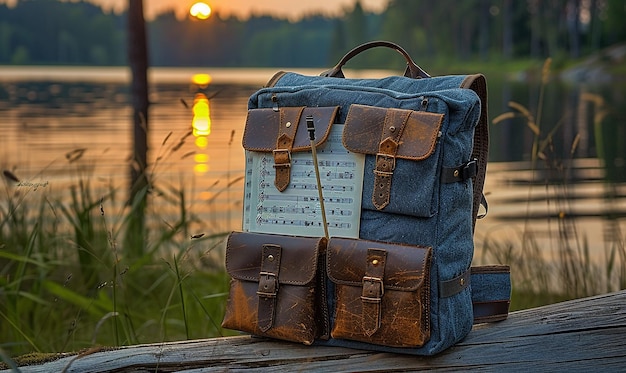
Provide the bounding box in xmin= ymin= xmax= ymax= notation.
xmin=1 ymin=0 xmax=625 ymax=68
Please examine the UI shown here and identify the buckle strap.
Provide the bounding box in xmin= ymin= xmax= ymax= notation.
xmin=362 ymin=248 xmax=387 ymax=336
xmin=372 ymin=108 xmax=411 ymax=210
xmin=439 ymin=268 xmax=470 ymax=298
xmin=441 ymin=159 xmax=478 ymax=183
xmin=273 ymin=107 xmax=305 ymax=191
xmin=257 ymin=244 xmax=282 ymax=332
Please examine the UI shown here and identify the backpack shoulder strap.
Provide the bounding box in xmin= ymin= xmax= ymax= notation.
xmin=460 ymin=74 xmax=489 ymax=229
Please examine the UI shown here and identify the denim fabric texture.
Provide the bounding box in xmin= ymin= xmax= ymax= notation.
xmin=247 ymin=72 xmax=482 ymax=355
xmin=471 ymin=271 xmax=512 ymax=303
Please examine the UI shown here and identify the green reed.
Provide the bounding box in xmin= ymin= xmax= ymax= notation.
xmin=0 ymin=130 xmax=234 ymax=364
xmin=482 ymin=59 xmax=626 ymax=310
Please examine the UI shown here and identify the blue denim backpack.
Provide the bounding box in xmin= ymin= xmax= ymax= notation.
xmin=224 ymin=41 xmax=510 ymax=355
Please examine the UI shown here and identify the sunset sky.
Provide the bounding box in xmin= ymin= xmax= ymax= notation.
xmin=1 ymin=0 xmax=389 ymax=20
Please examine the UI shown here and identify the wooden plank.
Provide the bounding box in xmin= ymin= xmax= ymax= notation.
xmin=5 ymin=290 xmax=626 ymax=372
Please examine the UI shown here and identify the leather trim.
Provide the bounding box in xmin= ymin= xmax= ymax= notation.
xmin=473 ymin=300 xmax=510 ymax=324
xmin=470 ymin=265 xmax=510 ymax=275
xmin=439 ymin=269 xmax=470 ymax=298
xmin=441 ymin=159 xmax=478 ymax=183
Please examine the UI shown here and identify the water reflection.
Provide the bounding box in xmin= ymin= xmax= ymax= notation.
xmin=192 ymin=93 xmax=211 ymax=137
xmin=0 ymin=66 xmax=624 ymax=258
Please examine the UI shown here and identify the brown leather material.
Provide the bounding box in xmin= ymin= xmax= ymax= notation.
xmin=362 ymin=249 xmax=387 ymax=336
xmin=256 ymin=244 xmax=281 ymax=332
xmin=473 ymin=300 xmax=510 ymax=324
xmin=343 ymin=104 xmax=443 ymax=160
xmin=319 ymin=41 xmax=430 ymax=80
xmin=470 ymin=264 xmax=510 ymax=274
xmin=243 ymin=106 xmax=339 ymax=152
xmin=372 ymin=108 xmax=411 ymax=210
xmin=242 ymin=106 xmax=339 ymax=192
xmin=327 ymin=237 xmax=431 ymax=348
xmin=439 ymin=268 xmax=471 ymax=298
xmin=272 ymin=107 xmax=304 ymax=191
xmin=222 ymin=232 xmax=328 ymax=345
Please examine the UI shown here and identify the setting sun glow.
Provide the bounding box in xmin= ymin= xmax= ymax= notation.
xmin=189 ymin=2 xmax=212 ymax=20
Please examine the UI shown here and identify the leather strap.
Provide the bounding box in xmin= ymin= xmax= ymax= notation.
xmin=439 ymin=268 xmax=471 ymax=298
xmin=361 ymin=248 xmax=387 ymax=336
xmin=372 ymin=108 xmax=411 ymax=210
xmin=441 ymin=159 xmax=478 ymax=184
xmin=256 ymin=244 xmax=282 ymax=332
xmin=460 ymin=75 xmax=489 ymax=229
xmin=320 ymin=41 xmax=430 ymax=80
xmin=273 ymin=107 xmax=305 ymax=192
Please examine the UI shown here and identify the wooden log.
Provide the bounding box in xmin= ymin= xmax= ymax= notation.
xmin=5 ymin=290 xmax=626 ymax=372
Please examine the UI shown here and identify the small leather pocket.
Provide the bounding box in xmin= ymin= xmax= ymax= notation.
xmin=242 ymin=106 xmax=339 ymax=192
xmin=327 ymin=237 xmax=432 ymax=347
xmin=222 ymin=231 xmax=328 ymax=345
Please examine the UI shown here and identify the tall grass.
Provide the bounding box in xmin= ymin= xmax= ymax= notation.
xmin=481 ymin=59 xmax=626 ymax=310
xmin=0 ymin=130 xmax=236 ymax=364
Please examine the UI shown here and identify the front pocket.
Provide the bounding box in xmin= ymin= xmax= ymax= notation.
xmin=343 ymin=104 xmax=443 ymax=216
xmin=222 ymin=231 xmax=327 ymax=345
xmin=326 ymin=237 xmax=432 ymax=348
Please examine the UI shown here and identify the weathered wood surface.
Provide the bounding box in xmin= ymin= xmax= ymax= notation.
xmin=5 ymin=290 xmax=626 ymax=372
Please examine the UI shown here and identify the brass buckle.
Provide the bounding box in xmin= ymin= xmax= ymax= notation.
xmin=257 ymin=271 xmax=278 ymax=298
xmin=272 ymin=148 xmax=291 ymax=168
xmin=361 ymin=276 xmax=384 ymax=303
xmin=375 ymin=153 xmax=396 ymax=172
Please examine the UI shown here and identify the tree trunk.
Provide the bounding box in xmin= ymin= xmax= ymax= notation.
xmin=126 ymin=0 xmax=149 ymax=257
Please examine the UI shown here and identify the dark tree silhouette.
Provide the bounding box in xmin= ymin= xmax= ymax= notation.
xmin=127 ymin=0 xmax=149 ymax=256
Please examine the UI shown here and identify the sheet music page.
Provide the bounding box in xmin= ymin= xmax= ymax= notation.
xmin=242 ymin=124 xmax=364 ymax=238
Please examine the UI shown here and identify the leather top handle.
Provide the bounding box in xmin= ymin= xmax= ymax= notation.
xmin=320 ymin=41 xmax=430 ymax=79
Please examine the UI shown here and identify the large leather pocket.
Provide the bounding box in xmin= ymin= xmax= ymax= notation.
xmin=222 ymin=231 xmax=328 ymax=345
xmin=327 ymin=237 xmax=432 ymax=347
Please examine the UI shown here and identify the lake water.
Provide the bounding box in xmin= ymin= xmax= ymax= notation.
xmin=1 ymin=66 xmax=625 ymax=270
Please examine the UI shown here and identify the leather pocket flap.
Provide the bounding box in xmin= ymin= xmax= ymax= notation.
xmin=342 ymin=104 xmax=443 ymax=160
xmin=243 ymin=106 xmax=339 ymax=152
xmin=226 ymin=231 xmax=325 ymax=285
xmin=327 ymin=237 xmax=431 ymax=291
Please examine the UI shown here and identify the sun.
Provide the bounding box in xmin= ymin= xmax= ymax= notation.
xmin=189 ymin=2 xmax=212 ymax=20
